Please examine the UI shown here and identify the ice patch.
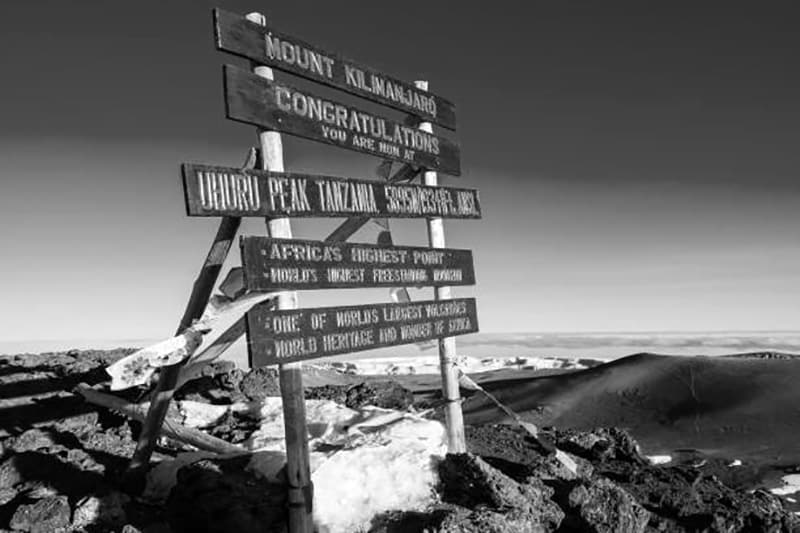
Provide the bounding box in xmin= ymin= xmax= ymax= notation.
xmin=771 ymin=474 xmax=800 ymax=496
xmin=647 ymin=455 xmax=672 ymax=465
xmin=728 ymin=459 xmax=742 ymax=467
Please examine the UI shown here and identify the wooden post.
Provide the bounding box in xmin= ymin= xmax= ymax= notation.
xmin=124 ymin=214 xmax=242 ymax=492
xmin=123 ymin=148 xmax=259 ymax=491
xmin=76 ymin=384 xmax=247 ymax=455
xmin=416 ymin=80 xmax=467 ymax=453
xmin=246 ymin=12 xmax=313 ymax=533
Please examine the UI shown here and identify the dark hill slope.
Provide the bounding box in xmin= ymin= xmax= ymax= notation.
xmin=462 ymin=352 xmax=800 ymax=467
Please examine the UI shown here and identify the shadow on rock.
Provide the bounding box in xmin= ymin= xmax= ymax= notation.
xmin=166 ymin=455 xmax=287 ymax=533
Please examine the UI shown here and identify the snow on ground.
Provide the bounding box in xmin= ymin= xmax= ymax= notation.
xmin=771 ymin=474 xmax=800 ymax=496
xmin=313 ymin=354 xmax=593 ymax=376
xmin=146 ymin=399 xmax=446 ymax=533
xmin=647 ymin=455 xmax=672 ymax=465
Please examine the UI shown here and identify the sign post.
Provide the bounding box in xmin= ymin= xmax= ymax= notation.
xmin=246 ymin=12 xmax=313 ymax=533
xmin=416 ymin=80 xmax=467 ymax=454
xmin=124 ymin=9 xmax=480 ymax=531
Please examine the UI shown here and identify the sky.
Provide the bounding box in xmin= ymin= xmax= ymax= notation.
xmin=1 ymin=0 xmax=800 ymax=346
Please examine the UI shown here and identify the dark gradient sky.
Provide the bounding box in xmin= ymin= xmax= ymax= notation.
xmin=2 ymin=1 xmax=799 ymax=342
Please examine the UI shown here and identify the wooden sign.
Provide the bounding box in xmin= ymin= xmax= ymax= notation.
xmin=224 ymin=65 xmax=461 ymax=176
xmin=214 ymin=9 xmax=457 ymax=130
xmin=182 ymin=163 xmax=481 ymax=218
xmin=246 ymin=298 xmax=478 ymax=366
xmin=241 ymin=236 xmax=475 ymax=291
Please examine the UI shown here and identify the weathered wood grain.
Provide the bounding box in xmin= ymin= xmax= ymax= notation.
xmin=240 ymin=236 xmax=476 ymax=291
xmin=124 ymin=149 xmax=257 ymax=492
xmin=182 ymin=163 xmax=480 ymax=218
xmin=224 ymin=65 xmax=461 ymax=176
xmin=214 ymin=8 xmax=457 ymax=130
xmin=247 ymin=298 xmax=478 ymax=366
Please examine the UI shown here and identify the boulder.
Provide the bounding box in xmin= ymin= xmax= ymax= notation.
xmin=437 ymin=453 xmax=563 ymax=532
xmin=438 ymin=508 xmax=556 ymax=533
xmin=177 ymin=361 xmax=246 ymax=403
xmin=240 ymin=367 xmax=281 ymax=401
xmin=0 ymin=456 xmax=23 ymax=491
xmin=561 ymin=477 xmax=650 ymax=533
xmin=370 ymin=505 xmax=556 ymax=533
xmin=4 ymin=430 xmax=61 ymax=454
xmin=554 ymin=427 xmax=646 ymax=465
xmin=305 ymin=381 xmax=414 ymax=410
xmin=343 ymin=381 xmax=414 ymax=410
xmin=71 ymin=490 xmax=129 ymax=529
xmin=9 ymin=495 xmax=71 ymax=533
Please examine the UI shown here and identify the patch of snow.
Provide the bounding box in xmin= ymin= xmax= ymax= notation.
xmin=728 ymin=459 xmax=742 ymax=467
xmin=175 ymin=401 xmax=231 ymax=428
xmin=647 ymin=455 xmax=672 ymax=465
xmin=312 ymin=416 xmax=446 ymax=532
xmin=147 ymin=399 xmax=446 ymax=533
xmin=247 ymin=398 xmax=447 ymax=532
xmin=771 ymin=474 xmax=800 ymax=496
xmin=246 ymin=398 xmax=359 ymax=451
xmin=314 ymin=354 xmax=595 ymax=376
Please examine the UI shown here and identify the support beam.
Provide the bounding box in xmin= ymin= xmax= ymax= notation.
xmin=246 ymin=12 xmax=313 ymax=533
xmin=416 ymin=80 xmax=467 ymax=454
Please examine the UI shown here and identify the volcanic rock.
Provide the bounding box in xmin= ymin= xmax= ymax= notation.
xmin=465 ymin=424 xmax=593 ymax=481
xmin=240 ymin=367 xmax=281 ymax=401
xmin=560 ymin=477 xmax=650 ymax=533
xmin=554 ymin=427 xmax=646 ymax=465
xmin=9 ymin=495 xmax=71 ymax=533
xmin=177 ymin=361 xmax=246 ymax=404
xmin=305 ymin=381 xmax=414 ymax=410
xmin=437 ymin=453 xmax=564 ymax=532
xmin=71 ymin=490 xmax=129 ymax=529
xmin=0 ymin=457 xmax=23 ymax=491
xmin=4 ymin=430 xmax=60 ymax=454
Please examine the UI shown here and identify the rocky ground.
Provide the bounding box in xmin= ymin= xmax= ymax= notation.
xmin=1 ymin=349 xmax=798 ymax=532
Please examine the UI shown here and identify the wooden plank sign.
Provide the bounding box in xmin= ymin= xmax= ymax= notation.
xmin=241 ymin=236 xmax=475 ymax=291
xmin=214 ymin=9 xmax=457 ymax=130
xmin=247 ymin=298 xmax=478 ymax=366
xmin=182 ymin=163 xmax=481 ymax=218
xmin=223 ymin=65 xmax=462 ymax=176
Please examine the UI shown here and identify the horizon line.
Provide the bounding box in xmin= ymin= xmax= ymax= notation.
xmin=3 ymin=329 xmax=800 ymax=345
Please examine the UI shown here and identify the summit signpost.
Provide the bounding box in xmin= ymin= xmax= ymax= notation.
xmin=131 ymin=9 xmax=480 ymax=533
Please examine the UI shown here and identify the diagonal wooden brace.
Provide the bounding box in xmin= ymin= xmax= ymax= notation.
xmin=122 ymin=148 xmax=258 ymax=493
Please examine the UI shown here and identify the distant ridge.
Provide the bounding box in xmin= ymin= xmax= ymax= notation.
xmin=721 ymin=351 xmax=800 ymax=359
xmin=612 ymin=350 xmax=800 ymax=360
